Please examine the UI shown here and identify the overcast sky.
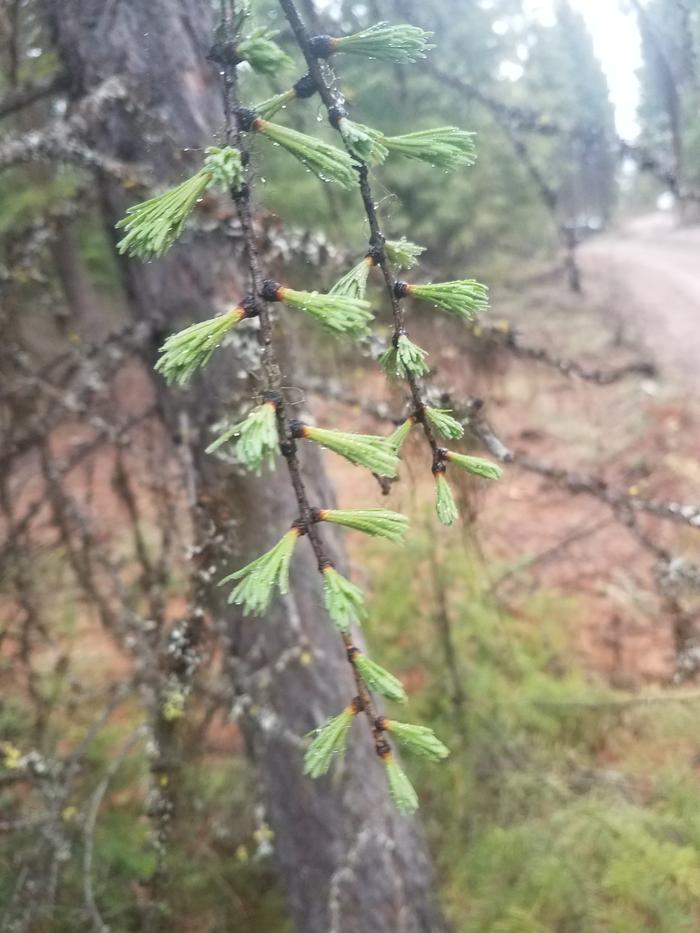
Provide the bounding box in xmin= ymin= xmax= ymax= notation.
xmin=524 ymin=0 xmax=643 ymax=139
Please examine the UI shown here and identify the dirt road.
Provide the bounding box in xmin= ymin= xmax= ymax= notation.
xmin=580 ymin=213 xmax=700 ymax=391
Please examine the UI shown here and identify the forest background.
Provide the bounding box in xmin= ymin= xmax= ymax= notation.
xmin=2 ymin=0 xmax=700 ymax=930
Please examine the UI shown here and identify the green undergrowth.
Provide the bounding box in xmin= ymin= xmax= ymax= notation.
xmin=3 ymin=523 xmax=700 ymax=930
xmin=361 ymin=519 xmax=700 ymax=932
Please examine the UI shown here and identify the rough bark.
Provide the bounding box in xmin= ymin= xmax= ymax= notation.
xmin=50 ymin=216 xmax=98 ymax=327
xmin=48 ymin=2 xmax=447 ymax=931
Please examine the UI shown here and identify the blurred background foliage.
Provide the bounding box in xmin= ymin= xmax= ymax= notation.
xmin=3 ymin=0 xmax=700 ymax=930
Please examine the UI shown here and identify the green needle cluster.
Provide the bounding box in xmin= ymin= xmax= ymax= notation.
xmin=329 ymin=256 xmax=374 ymax=300
xmin=255 ymin=118 xmax=358 ymax=189
xmin=303 ymin=702 xmax=360 ymax=778
xmin=380 ymin=127 xmax=477 ymax=170
xmin=253 ymin=88 xmax=296 ymax=120
xmin=424 ymin=407 xmax=464 ymax=440
xmin=298 ymin=424 xmax=399 ymax=477
xmin=155 ymin=307 xmax=246 ymax=386
xmin=330 ymin=23 xmax=434 ymax=64
xmin=384 ymin=237 xmax=425 ymax=269
xmin=401 ymin=278 xmax=489 ymax=321
xmin=322 ymin=566 xmax=367 ymax=632
xmin=446 ymin=450 xmax=503 ymax=480
xmin=318 ymin=508 xmax=409 ymax=542
xmin=387 ymin=417 xmax=416 ymax=453
xmin=434 ymin=472 xmax=458 ymax=527
xmin=206 ymin=401 xmax=279 ymax=473
xmin=277 ymin=285 xmax=373 ymax=337
xmin=237 ymin=27 xmax=293 ymax=75
xmin=124 ymin=3 xmax=496 ymax=818
xmin=382 ymin=720 xmax=450 ymax=761
xmin=380 ymin=334 xmax=430 ymax=379
xmin=349 ymin=648 xmax=407 ymax=703
xmin=117 ymin=146 xmax=242 ymax=258
xmin=382 ymin=754 xmax=419 ymax=814
xmin=338 ymin=117 xmax=388 ymax=164
xmin=219 ymin=528 xmax=300 ymax=615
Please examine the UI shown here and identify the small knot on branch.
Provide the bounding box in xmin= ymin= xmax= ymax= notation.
xmin=236 ymin=106 xmax=259 ymax=132
xmin=328 ymin=104 xmax=349 ymax=129
xmin=375 ymin=738 xmax=391 ymax=759
xmin=293 ymin=72 xmax=318 ymax=99
xmin=367 ymin=245 xmax=383 ymax=266
xmin=207 ymin=40 xmax=241 ymax=68
xmin=309 ymin=35 xmax=336 ymax=59
xmin=291 ymin=517 xmax=308 ymax=536
xmin=432 ymin=449 xmax=448 ymax=474
xmin=261 ymin=279 xmax=283 ymax=302
xmin=241 ymin=294 xmax=259 ymax=317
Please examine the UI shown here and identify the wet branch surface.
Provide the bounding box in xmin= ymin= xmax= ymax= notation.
xmin=277 ymin=0 xmax=441 ymax=466
xmin=217 ymin=0 xmax=385 ymax=753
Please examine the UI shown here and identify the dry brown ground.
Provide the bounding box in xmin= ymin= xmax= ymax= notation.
xmin=323 ymin=212 xmax=700 ymax=687
xmin=6 ymin=213 xmax=699 ymax=699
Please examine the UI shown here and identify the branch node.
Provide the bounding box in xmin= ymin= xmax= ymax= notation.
xmin=261 ymin=279 xmax=283 ymax=302
xmin=309 ymin=35 xmax=335 ymax=58
xmin=328 ymin=104 xmax=348 ymax=129
xmin=236 ymin=106 xmax=259 ymax=132
xmin=293 ymin=72 xmax=318 ymax=99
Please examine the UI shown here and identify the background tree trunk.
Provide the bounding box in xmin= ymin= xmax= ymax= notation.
xmin=48 ymin=2 xmax=446 ymax=930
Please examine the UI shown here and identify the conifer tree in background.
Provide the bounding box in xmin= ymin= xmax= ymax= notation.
xmin=117 ymin=0 xmax=502 ymax=812
xmin=635 ymin=0 xmax=700 ymax=205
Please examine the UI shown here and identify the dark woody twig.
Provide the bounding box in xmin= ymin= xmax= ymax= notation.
xmin=0 ymin=72 xmax=68 ymax=119
xmin=215 ymin=0 xmax=386 ymax=756
xmin=277 ymin=0 xmax=442 ymax=473
xmin=427 ymin=62 xmax=700 ymax=205
xmin=308 ymin=380 xmax=700 ymax=537
xmin=472 ymin=320 xmax=657 ymax=384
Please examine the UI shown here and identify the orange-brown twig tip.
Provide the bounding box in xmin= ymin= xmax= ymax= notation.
xmin=231 ymin=305 xmax=247 ymax=323
xmin=375 ymin=739 xmax=392 ymax=760
xmin=287 ymin=419 xmax=306 ymax=440
xmin=349 ymin=696 xmax=364 ymax=716
xmin=253 ymin=117 xmax=264 ymax=132
xmin=261 ymin=279 xmax=284 ymax=302
xmin=318 ymin=509 xmax=328 ymax=521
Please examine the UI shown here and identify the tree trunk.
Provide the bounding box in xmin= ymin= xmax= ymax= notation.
xmin=50 ymin=215 xmax=98 ymax=329
xmin=48 ymin=2 xmax=447 ymax=931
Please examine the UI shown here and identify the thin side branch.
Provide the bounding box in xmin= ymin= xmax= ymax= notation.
xmin=0 ymin=72 xmax=68 ymax=119
xmin=277 ymin=0 xmax=441 ymax=468
xmin=216 ymin=0 xmax=385 ymax=755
